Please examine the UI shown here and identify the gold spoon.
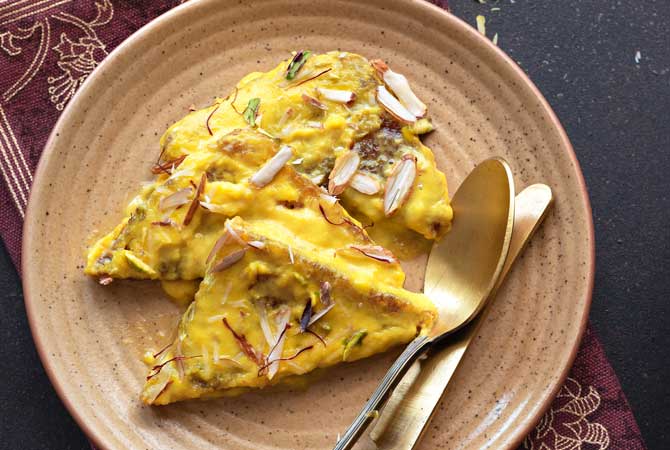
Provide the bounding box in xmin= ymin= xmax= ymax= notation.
xmin=333 ymin=158 xmax=515 ymax=450
xmin=369 ymin=183 xmax=554 ymax=449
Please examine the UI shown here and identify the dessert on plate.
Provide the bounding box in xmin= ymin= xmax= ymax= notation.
xmin=86 ymin=130 xmax=372 ymax=281
xmin=157 ymin=51 xmax=452 ymax=241
xmin=84 ymin=51 xmax=452 ymax=404
xmin=142 ymin=218 xmax=436 ymax=405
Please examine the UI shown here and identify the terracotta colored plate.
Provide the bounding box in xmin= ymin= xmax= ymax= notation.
xmin=23 ymin=1 xmax=594 ymax=449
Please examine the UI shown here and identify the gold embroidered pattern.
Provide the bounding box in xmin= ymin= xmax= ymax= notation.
xmin=48 ymin=1 xmax=113 ymax=110
xmin=0 ymin=104 xmax=31 ymax=215
xmin=0 ymin=0 xmax=114 ymax=215
xmin=524 ymin=377 xmax=610 ymax=450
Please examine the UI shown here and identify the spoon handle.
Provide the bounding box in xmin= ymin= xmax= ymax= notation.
xmin=333 ymin=334 xmax=431 ymax=450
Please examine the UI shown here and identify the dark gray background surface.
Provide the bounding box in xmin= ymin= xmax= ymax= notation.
xmin=1 ymin=1 xmax=668 ymax=449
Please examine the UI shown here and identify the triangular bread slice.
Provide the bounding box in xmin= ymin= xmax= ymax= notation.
xmin=141 ymin=217 xmax=436 ymax=405
xmin=86 ymin=130 xmax=374 ymax=281
xmin=154 ymin=51 xmax=452 ymax=244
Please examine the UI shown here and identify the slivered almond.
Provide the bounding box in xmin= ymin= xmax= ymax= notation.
xmin=302 ymin=94 xmax=327 ymax=110
xmin=376 ymin=86 xmax=416 ymax=123
xmin=371 ymin=59 xmax=427 ymax=118
xmin=310 ymin=173 xmax=325 ymax=185
xmin=208 ymin=223 xmax=264 ymax=258
xmin=328 ymin=151 xmax=360 ymax=195
xmin=247 ymin=240 xmax=265 ymax=249
xmin=199 ymin=201 xmax=227 ymax=214
xmin=152 ymin=379 xmax=174 ymax=404
xmin=316 ymin=88 xmax=356 ymax=104
xmin=183 ymin=173 xmax=206 ymax=226
xmin=307 ymin=303 xmax=335 ymax=327
xmin=319 ymin=193 xmax=338 ymax=205
xmin=225 ymin=221 xmax=249 ymax=247
xmin=210 ymin=248 xmax=247 ymax=273
xmin=384 ymin=154 xmax=417 ymax=216
xmin=250 ymin=145 xmax=293 ymax=187
xmin=349 ymin=245 xmax=398 ymax=263
xmin=151 ymin=219 xmax=177 ymax=227
xmin=159 ymin=187 xmax=192 ymax=211
xmin=168 ymin=168 xmax=195 ymax=180
xmin=370 ymin=59 xmax=389 ymax=77
xmin=350 ymin=172 xmax=381 ymax=195
xmin=257 ymin=303 xmax=275 ymax=349
xmin=266 ymin=310 xmax=291 ymax=379
xmin=206 ymin=232 xmax=229 ymax=264
xmin=319 ymin=281 xmax=332 ymax=306
xmin=151 ymin=155 xmax=186 ymax=175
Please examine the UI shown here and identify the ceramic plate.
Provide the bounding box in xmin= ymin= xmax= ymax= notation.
xmin=23 ymin=1 xmax=594 ymax=449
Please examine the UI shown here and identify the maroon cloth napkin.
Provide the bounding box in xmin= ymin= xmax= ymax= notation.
xmin=0 ymin=1 xmax=645 ymax=449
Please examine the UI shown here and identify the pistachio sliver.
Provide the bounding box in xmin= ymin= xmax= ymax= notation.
xmin=124 ymin=251 xmax=157 ymax=276
xmin=343 ymin=330 xmax=368 ymax=361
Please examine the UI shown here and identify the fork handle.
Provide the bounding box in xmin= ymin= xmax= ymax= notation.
xmin=333 ymin=335 xmax=431 ymax=450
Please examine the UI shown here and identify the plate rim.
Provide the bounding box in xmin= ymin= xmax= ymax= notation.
xmin=21 ymin=1 xmax=595 ymax=449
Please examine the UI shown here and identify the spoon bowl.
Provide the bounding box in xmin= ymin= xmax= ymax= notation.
xmin=426 ymin=157 xmax=516 ymax=339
